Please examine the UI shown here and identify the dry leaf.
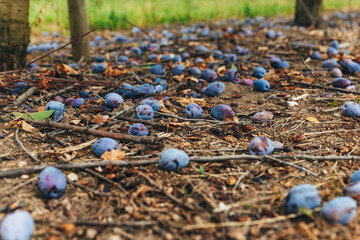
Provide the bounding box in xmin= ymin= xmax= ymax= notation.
xmin=224 ymin=135 xmax=238 ymax=144
xmin=101 ymin=149 xmax=125 ymax=161
xmin=55 ymin=63 xmax=78 ymax=74
xmin=226 ymin=176 xmax=237 ymax=186
xmin=59 ymin=223 xmax=77 ymax=236
xmin=94 ymin=115 xmax=110 ymax=124
xmin=70 ymin=120 xmax=81 ymax=125
xmin=174 ymin=97 xmax=208 ymax=107
xmin=224 ymin=115 xmax=238 ymax=122
xmin=306 ymin=116 xmax=319 ymax=123
xmin=21 ymin=121 xmax=35 ymax=132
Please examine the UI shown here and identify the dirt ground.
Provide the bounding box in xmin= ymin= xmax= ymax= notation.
xmin=1 ymin=11 xmax=360 ymax=240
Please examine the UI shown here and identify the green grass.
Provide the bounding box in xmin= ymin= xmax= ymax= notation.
xmin=29 ymin=0 xmax=359 ymax=33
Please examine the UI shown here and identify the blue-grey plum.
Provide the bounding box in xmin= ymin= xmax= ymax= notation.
xmin=254 ymin=79 xmax=270 ymax=92
xmin=128 ymin=123 xmax=148 ymax=136
xmin=331 ymin=68 xmax=342 ymax=78
xmin=266 ymin=30 xmax=276 ymax=39
xmin=138 ymin=84 xmax=155 ymax=97
xmin=185 ymin=103 xmax=203 ymax=118
xmin=38 ymin=166 xmax=67 ymax=198
xmin=327 ymin=47 xmax=338 ymax=56
xmin=252 ymin=67 xmax=267 ymax=78
xmin=196 ymin=45 xmax=208 ymax=54
xmin=322 ymin=59 xmax=337 ymax=68
xmin=105 ymin=93 xmax=124 ymax=108
xmin=118 ymin=56 xmax=129 ymax=63
xmin=347 ymin=61 xmax=360 ymax=74
xmin=150 ymin=64 xmax=166 ymax=75
xmin=345 ymin=181 xmax=360 ymax=197
xmin=172 ymin=64 xmax=185 ymax=75
xmin=351 ymin=169 xmax=360 ymax=183
xmin=330 ymin=40 xmax=339 ymax=50
xmin=92 ymin=63 xmax=106 ymax=73
xmin=118 ymin=83 xmax=132 ymax=95
xmin=159 ymin=149 xmax=190 ymax=171
xmin=141 ymin=98 xmax=161 ymax=111
xmin=172 ymin=55 xmax=182 ymax=63
xmin=241 ymin=79 xmax=254 ymax=86
xmin=224 ymin=54 xmax=237 ymax=63
xmin=161 ymin=55 xmax=171 ymax=61
xmin=79 ymin=90 xmax=90 ymax=98
xmin=95 ymin=56 xmax=107 ymax=63
xmin=223 ymin=69 xmax=237 ymax=82
xmin=321 ymin=197 xmax=357 ymax=225
xmin=210 ymin=104 xmax=234 ymax=120
xmin=341 ymin=58 xmax=351 ymax=69
xmin=45 ymin=100 xmax=65 ymax=112
xmin=154 ymin=78 xmax=167 ymax=90
xmin=205 ymin=82 xmax=225 ymax=97
xmin=332 ymin=78 xmax=351 ymax=88
xmin=148 ymin=54 xmax=158 ymax=61
xmin=342 ymin=101 xmax=360 ymax=117
xmin=270 ymin=56 xmax=282 ymax=68
xmin=135 ymin=105 xmax=154 ymax=120
xmin=181 ymin=52 xmax=190 ymax=60
xmin=115 ymin=34 xmax=127 ymax=43
xmin=155 ymin=85 xmax=163 ymax=93
xmin=188 ymin=67 xmax=202 ymax=77
xmin=283 ymin=184 xmax=321 ymax=214
xmin=248 ymin=136 xmax=274 ymax=155
xmin=123 ymin=84 xmax=138 ymax=99
xmin=213 ymin=50 xmax=223 ymax=59
xmin=140 ymin=42 xmax=149 ymax=51
xmin=253 ymin=111 xmax=273 ymax=123
xmin=92 ymin=138 xmax=119 ymax=157
xmin=1 ymin=211 xmax=34 ymax=240
xmin=71 ymin=98 xmax=85 ymax=108
xmin=131 ymin=47 xmax=142 ymax=56
xmin=311 ymin=51 xmax=322 ymax=60
xmin=203 ymin=69 xmax=218 ymax=82
xmin=280 ymin=61 xmax=290 ymax=69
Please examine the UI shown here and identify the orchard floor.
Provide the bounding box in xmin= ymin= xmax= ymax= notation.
xmin=1 ymin=12 xmax=360 ymax=240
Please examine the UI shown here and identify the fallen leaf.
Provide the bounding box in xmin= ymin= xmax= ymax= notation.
xmin=21 ymin=121 xmax=35 ymax=132
xmin=305 ymin=116 xmax=319 ymax=123
xmin=12 ymin=110 xmax=55 ymax=121
xmin=224 ymin=135 xmax=238 ymax=144
xmin=101 ymin=149 xmax=125 ymax=161
xmin=226 ymin=176 xmax=237 ymax=185
xmin=55 ymin=63 xmax=78 ymax=74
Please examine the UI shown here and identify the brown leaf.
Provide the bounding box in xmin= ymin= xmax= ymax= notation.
xmin=55 ymin=63 xmax=78 ymax=74
xmin=226 ymin=176 xmax=237 ymax=186
xmin=100 ymin=149 xmax=125 ymax=161
xmin=59 ymin=223 xmax=77 ymax=237
xmin=21 ymin=121 xmax=35 ymax=132
xmin=224 ymin=135 xmax=238 ymax=144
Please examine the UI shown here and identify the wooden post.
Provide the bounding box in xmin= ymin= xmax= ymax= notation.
xmin=67 ymin=0 xmax=90 ymax=62
xmin=0 ymin=0 xmax=30 ymax=70
xmin=294 ymin=0 xmax=323 ymax=27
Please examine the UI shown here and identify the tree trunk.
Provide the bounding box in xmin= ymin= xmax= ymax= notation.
xmin=294 ymin=0 xmax=323 ymax=27
xmin=68 ymin=0 xmax=90 ymax=62
xmin=0 ymin=0 xmax=30 ymax=70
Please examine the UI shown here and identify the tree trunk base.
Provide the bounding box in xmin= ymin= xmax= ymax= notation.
xmin=294 ymin=0 xmax=323 ymax=27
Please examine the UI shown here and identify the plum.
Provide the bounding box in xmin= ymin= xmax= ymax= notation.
xmin=135 ymin=105 xmax=154 ymax=120
xmin=185 ymin=103 xmax=203 ymax=119
xmin=283 ymin=184 xmax=321 ymax=214
xmin=92 ymin=138 xmax=119 ymax=157
xmin=38 ymin=166 xmax=67 ymax=198
xmin=159 ymin=149 xmax=190 ymax=171
xmin=248 ymin=136 xmax=274 ymax=155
